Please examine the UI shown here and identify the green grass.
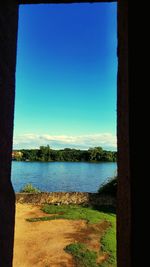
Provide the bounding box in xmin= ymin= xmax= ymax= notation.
xmin=26 ymin=204 xmax=116 ymax=266
xmin=20 ymin=183 xmax=41 ymax=193
xmin=65 ymin=243 xmax=99 ymax=267
xmin=26 ymin=216 xmax=59 ymax=222
xmin=100 ymin=219 xmax=116 ymax=267
xmin=41 ymin=204 xmax=116 ymax=224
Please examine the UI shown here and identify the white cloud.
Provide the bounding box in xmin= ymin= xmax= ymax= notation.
xmin=13 ymin=133 xmax=117 ymax=151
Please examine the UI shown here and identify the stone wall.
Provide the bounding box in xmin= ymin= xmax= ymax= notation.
xmin=16 ymin=192 xmax=116 ymax=207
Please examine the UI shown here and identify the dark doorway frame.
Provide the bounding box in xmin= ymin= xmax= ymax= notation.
xmin=0 ymin=1 xmax=129 ymax=266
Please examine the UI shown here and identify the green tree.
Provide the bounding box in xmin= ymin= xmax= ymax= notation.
xmin=12 ymin=146 xmax=117 ymax=162
xmin=39 ymin=145 xmax=51 ymax=161
xmin=88 ymin=147 xmax=103 ymax=161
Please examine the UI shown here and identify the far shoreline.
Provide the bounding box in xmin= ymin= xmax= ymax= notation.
xmin=12 ymin=159 xmax=117 ymax=163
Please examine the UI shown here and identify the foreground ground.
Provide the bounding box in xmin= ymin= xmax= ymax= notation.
xmin=13 ymin=203 xmax=116 ymax=267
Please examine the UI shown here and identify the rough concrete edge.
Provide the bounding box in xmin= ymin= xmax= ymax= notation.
xmin=15 ymin=192 xmax=116 ymax=207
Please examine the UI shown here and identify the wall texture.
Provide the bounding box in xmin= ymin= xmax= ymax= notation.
xmin=117 ymin=1 xmax=130 ymax=267
xmin=0 ymin=3 xmax=18 ymax=267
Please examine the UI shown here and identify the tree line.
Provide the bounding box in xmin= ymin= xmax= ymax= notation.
xmin=12 ymin=145 xmax=117 ymax=162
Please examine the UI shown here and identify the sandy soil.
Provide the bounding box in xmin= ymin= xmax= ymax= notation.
xmin=13 ymin=204 xmax=109 ymax=267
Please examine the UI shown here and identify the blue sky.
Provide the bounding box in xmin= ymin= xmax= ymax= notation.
xmin=13 ymin=2 xmax=117 ymax=151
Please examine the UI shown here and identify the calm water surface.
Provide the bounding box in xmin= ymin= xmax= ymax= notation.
xmin=11 ymin=161 xmax=117 ymax=193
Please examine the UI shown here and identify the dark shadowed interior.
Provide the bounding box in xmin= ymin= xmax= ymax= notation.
xmin=0 ymin=1 xmax=130 ymax=267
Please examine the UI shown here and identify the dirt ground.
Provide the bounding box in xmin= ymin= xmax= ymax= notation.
xmin=13 ymin=204 xmax=109 ymax=267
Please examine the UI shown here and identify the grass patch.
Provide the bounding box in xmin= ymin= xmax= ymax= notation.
xmin=65 ymin=243 xmax=99 ymax=267
xmin=100 ymin=220 xmax=116 ymax=267
xmin=26 ymin=215 xmax=59 ymax=222
xmin=26 ymin=204 xmax=116 ymax=266
xmin=41 ymin=204 xmax=116 ymax=224
xmin=20 ymin=183 xmax=41 ymax=193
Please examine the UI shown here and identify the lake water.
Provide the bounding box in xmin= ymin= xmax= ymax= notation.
xmin=11 ymin=161 xmax=117 ymax=193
